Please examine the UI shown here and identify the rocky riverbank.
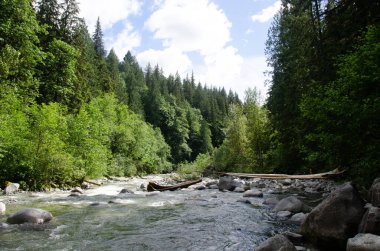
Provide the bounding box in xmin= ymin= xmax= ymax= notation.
xmin=1 ymin=174 xmax=379 ymax=250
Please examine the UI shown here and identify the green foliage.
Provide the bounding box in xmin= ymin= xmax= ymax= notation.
xmin=177 ymin=153 xmax=211 ymax=180
xmin=301 ymin=25 xmax=380 ymax=186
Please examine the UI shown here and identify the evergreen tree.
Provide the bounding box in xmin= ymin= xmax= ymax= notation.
xmin=93 ymin=17 xmax=105 ymax=58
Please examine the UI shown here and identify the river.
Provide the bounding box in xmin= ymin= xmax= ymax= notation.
xmin=0 ymin=176 xmax=298 ymax=251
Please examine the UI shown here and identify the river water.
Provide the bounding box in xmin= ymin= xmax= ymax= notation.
xmin=0 ymin=176 xmax=297 ymax=251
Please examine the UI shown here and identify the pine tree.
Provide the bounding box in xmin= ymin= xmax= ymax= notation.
xmin=93 ymin=17 xmax=105 ymax=58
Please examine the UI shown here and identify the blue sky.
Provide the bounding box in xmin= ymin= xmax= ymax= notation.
xmin=78 ymin=0 xmax=281 ymax=99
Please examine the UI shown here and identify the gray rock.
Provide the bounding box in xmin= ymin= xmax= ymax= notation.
xmin=295 ymin=246 xmax=307 ymax=251
xmin=243 ymin=189 xmax=263 ymax=198
xmin=209 ymin=184 xmax=219 ymax=189
xmin=81 ymin=182 xmax=91 ymax=189
xmin=277 ymin=210 xmax=292 ymax=218
xmin=120 ymin=188 xmax=134 ymax=194
xmin=234 ymin=187 xmax=245 ymax=193
xmin=369 ymin=178 xmax=380 ymax=207
xmin=205 ymin=181 xmax=218 ymax=187
xmin=263 ymin=197 xmax=279 ymax=208
xmin=347 ymin=233 xmax=380 ymax=251
xmin=274 ymin=196 xmax=304 ymax=213
xmin=71 ymin=187 xmax=84 ymax=194
xmin=300 ymin=182 xmax=366 ymax=249
xmin=3 ymin=183 xmax=20 ymax=195
xmin=7 ymin=208 xmax=53 ymax=224
xmin=280 ymin=179 xmax=292 ymax=186
xmin=218 ymin=176 xmax=236 ymax=191
xmin=69 ymin=192 xmax=81 ymax=197
xmin=284 ymin=231 xmax=304 ymax=245
xmin=290 ymin=212 xmax=307 ymax=225
xmin=359 ymin=205 xmax=380 ymax=235
xmin=255 ymin=234 xmax=297 ymax=251
xmin=0 ymin=202 xmax=5 ymax=215
xmin=237 ymin=198 xmax=252 ymax=204
xmin=195 ymin=185 xmax=206 ymax=190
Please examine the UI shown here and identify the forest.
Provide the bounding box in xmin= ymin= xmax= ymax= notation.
xmin=0 ymin=0 xmax=379 ymax=190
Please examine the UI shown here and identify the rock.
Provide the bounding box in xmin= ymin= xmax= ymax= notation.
xmin=209 ymin=184 xmax=219 ymax=189
xmin=263 ymin=197 xmax=279 ymax=208
xmin=205 ymin=181 xmax=218 ymax=187
xmin=120 ymin=188 xmax=134 ymax=194
xmin=295 ymin=246 xmax=307 ymax=251
xmin=81 ymin=182 xmax=91 ymax=189
xmin=280 ymin=179 xmax=292 ymax=186
xmin=243 ymin=189 xmax=263 ymax=198
xmin=234 ymin=187 xmax=245 ymax=193
xmin=140 ymin=183 xmax=146 ymax=190
xmin=359 ymin=205 xmax=380 ymax=235
xmin=300 ymin=182 xmax=366 ymax=249
xmin=369 ymin=178 xmax=380 ymax=207
xmin=0 ymin=202 xmax=6 ymax=215
xmin=211 ymin=195 xmax=217 ymax=198
xmin=0 ymin=223 xmax=9 ymax=229
xmin=274 ymin=196 xmax=304 ymax=213
xmin=69 ymin=192 xmax=81 ymax=197
xmin=347 ymin=233 xmax=380 ymax=251
xmin=255 ymin=234 xmax=297 ymax=251
xmin=290 ymin=212 xmax=307 ymax=225
xmin=284 ymin=231 xmax=304 ymax=245
xmin=218 ymin=176 xmax=237 ymax=191
xmin=7 ymin=208 xmax=53 ymax=224
xmin=195 ymin=185 xmax=206 ymax=190
xmin=3 ymin=182 xmax=20 ymax=195
xmin=71 ymin=187 xmax=84 ymax=194
xmin=277 ymin=210 xmax=292 ymax=218
xmin=237 ymin=198 xmax=252 ymax=204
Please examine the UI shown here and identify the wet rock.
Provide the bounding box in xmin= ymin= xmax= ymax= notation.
xmin=140 ymin=183 xmax=146 ymax=190
xmin=237 ymin=198 xmax=252 ymax=204
xmin=81 ymin=182 xmax=91 ymax=189
xmin=120 ymin=188 xmax=134 ymax=194
xmin=284 ymin=231 xmax=304 ymax=245
xmin=71 ymin=187 xmax=84 ymax=194
xmin=300 ymin=182 xmax=366 ymax=249
xmin=3 ymin=182 xmax=20 ymax=195
xmin=243 ymin=189 xmax=263 ymax=198
xmin=69 ymin=192 xmax=81 ymax=197
xmin=255 ymin=234 xmax=297 ymax=251
xmin=234 ymin=187 xmax=245 ymax=193
xmin=274 ymin=196 xmax=304 ymax=213
xmin=205 ymin=181 xmax=218 ymax=187
xmin=295 ymin=246 xmax=307 ymax=251
xmin=90 ymin=202 xmax=109 ymax=208
xmin=0 ymin=223 xmax=9 ymax=229
xmin=7 ymin=208 xmax=53 ymax=224
xmin=290 ymin=212 xmax=307 ymax=225
xmin=211 ymin=195 xmax=218 ymax=198
xmin=263 ymin=197 xmax=279 ymax=208
xmin=279 ymin=179 xmax=292 ymax=186
xmin=195 ymin=185 xmax=206 ymax=190
xmin=218 ymin=176 xmax=235 ymax=191
xmin=0 ymin=202 xmax=5 ymax=215
xmin=359 ymin=205 xmax=380 ymax=235
xmin=277 ymin=210 xmax=292 ymax=218
xmin=209 ymin=184 xmax=219 ymax=189
xmin=347 ymin=233 xmax=380 ymax=251
xmin=369 ymin=178 xmax=380 ymax=207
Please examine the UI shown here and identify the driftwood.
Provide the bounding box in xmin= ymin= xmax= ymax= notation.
xmin=220 ymin=168 xmax=345 ymax=180
xmin=83 ymin=179 xmax=102 ymax=186
xmin=147 ymin=179 xmax=202 ymax=192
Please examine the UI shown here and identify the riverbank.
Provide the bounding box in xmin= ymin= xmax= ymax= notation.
xmin=2 ymin=174 xmax=377 ymax=250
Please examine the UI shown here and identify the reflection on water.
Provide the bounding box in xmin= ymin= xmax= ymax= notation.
xmin=0 ymin=179 xmax=297 ymax=251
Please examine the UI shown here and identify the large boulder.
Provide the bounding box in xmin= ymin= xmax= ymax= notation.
xmin=369 ymin=178 xmax=380 ymax=207
xmin=274 ymin=196 xmax=304 ymax=213
xmin=7 ymin=208 xmax=53 ymax=224
xmin=359 ymin=205 xmax=380 ymax=235
xmin=255 ymin=234 xmax=297 ymax=251
xmin=346 ymin=233 xmax=380 ymax=251
xmin=0 ymin=202 xmax=5 ymax=215
xmin=300 ymin=182 xmax=366 ymax=249
xmin=218 ymin=176 xmax=236 ymax=191
xmin=3 ymin=182 xmax=20 ymax=195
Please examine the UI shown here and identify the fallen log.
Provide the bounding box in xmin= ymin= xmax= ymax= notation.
xmin=220 ymin=168 xmax=345 ymax=180
xmin=147 ymin=179 xmax=202 ymax=192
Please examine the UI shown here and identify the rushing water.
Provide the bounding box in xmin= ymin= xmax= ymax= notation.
xmin=0 ymin=176 xmax=297 ymax=251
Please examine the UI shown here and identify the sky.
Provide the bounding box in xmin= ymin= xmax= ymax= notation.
xmin=77 ymin=0 xmax=281 ymax=99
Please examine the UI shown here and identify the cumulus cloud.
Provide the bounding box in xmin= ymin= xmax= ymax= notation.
xmin=251 ymin=1 xmax=281 ymax=23
xmin=108 ymin=22 xmax=141 ymax=59
xmin=145 ymin=0 xmax=231 ymax=55
xmin=78 ymin=0 xmax=141 ymax=31
xmin=137 ymin=47 xmax=193 ymax=76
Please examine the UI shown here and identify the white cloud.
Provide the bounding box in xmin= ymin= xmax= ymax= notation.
xmin=107 ymin=22 xmax=141 ymax=59
xmin=78 ymin=0 xmax=141 ymax=31
xmin=137 ymin=47 xmax=192 ymax=76
xmin=145 ymin=0 xmax=231 ymax=56
xmin=251 ymin=1 xmax=281 ymax=23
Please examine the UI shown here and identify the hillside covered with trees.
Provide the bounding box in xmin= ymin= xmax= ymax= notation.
xmin=1 ymin=0 xmax=379 ymax=190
